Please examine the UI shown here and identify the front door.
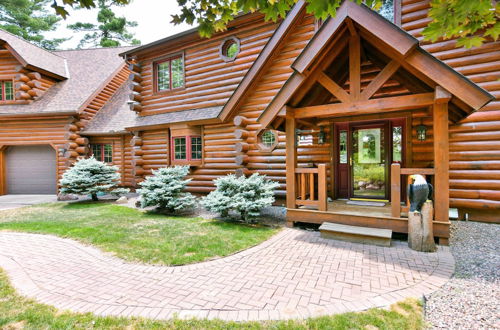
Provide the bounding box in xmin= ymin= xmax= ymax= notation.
xmin=351 ymin=123 xmax=389 ymax=200
xmin=335 ymin=119 xmax=404 ymax=201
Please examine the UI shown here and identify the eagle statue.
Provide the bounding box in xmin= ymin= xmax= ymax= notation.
xmin=408 ymin=174 xmax=433 ymax=214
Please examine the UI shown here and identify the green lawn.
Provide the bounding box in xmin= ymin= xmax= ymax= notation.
xmin=0 ymin=269 xmax=423 ymax=329
xmin=0 ymin=202 xmax=278 ymax=265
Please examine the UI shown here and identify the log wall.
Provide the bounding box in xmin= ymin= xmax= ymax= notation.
xmin=88 ymin=135 xmax=134 ymax=187
xmin=134 ymin=15 xmax=278 ymax=116
xmin=402 ymin=0 xmax=500 ymax=219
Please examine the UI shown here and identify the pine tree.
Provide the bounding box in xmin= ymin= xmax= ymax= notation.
xmin=138 ymin=166 xmax=195 ymax=213
xmin=0 ymin=0 xmax=67 ymax=50
xmin=68 ymin=0 xmax=140 ymax=48
xmin=59 ymin=157 xmax=129 ymax=201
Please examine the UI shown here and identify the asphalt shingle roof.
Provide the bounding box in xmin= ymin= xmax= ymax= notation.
xmin=0 ymin=29 xmax=68 ymax=78
xmin=127 ymin=106 xmax=222 ymax=130
xmin=0 ymin=46 xmax=134 ymax=115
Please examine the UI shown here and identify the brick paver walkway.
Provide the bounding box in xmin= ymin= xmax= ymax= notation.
xmin=0 ymin=229 xmax=454 ymax=321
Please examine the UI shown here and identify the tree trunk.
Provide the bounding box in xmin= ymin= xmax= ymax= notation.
xmin=408 ymin=201 xmax=436 ymax=252
xmin=91 ymin=193 xmax=98 ymax=201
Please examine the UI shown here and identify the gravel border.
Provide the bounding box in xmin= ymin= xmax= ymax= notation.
xmin=425 ymin=221 xmax=500 ymax=329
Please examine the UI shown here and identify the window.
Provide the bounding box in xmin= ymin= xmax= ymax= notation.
xmin=257 ymin=129 xmax=279 ymax=151
xmin=172 ymin=136 xmax=202 ymax=162
xmin=392 ymin=126 xmax=402 ymax=163
xmin=339 ymin=130 xmax=348 ymax=164
xmin=91 ymin=144 xmax=113 ymax=163
xmin=220 ymin=37 xmax=240 ymax=62
xmin=156 ymin=55 xmax=184 ymax=92
xmin=0 ymin=81 xmax=14 ymax=101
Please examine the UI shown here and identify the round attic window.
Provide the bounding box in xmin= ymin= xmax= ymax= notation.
xmin=220 ymin=37 xmax=240 ymax=62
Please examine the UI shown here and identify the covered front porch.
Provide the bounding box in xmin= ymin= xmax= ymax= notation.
xmin=256 ymin=2 xmax=492 ymax=245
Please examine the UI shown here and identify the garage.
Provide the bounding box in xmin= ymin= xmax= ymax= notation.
xmin=5 ymin=145 xmax=57 ymax=194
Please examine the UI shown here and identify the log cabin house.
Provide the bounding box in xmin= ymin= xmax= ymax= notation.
xmin=0 ymin=0 xmax=498 ymax=244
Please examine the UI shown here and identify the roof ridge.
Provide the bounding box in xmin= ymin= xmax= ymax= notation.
xmin=54 ymin=45 xmax=136 ymax=53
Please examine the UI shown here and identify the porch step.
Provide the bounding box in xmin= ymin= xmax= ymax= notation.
xmin=319 ymin=222 xmax=392 ymax=247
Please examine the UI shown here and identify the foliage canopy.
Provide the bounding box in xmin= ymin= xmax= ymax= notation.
xmin=0 ymin=0 xmax=67 ymax=49
xmin=51 ymin=0 xmax=498 ymax=48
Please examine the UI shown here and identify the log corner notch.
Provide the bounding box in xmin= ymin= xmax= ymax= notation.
xmin=130 ymin=132 xmax=145 ymax=184
xmin=13 ymin=66 xmax=44 ymax=101
xmin=433 ymin=85 xmax=451 ymax=223
xmin=63 ymin=117 xmax=88 ymax=164
xmin=233 ymin=115 xmax=250 ymax=172
xmin=128 ymin=61 xmax=143 ymax=113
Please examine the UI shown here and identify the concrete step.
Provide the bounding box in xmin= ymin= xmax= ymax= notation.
xmin=319 ymin=222 xmax=392 ymax=247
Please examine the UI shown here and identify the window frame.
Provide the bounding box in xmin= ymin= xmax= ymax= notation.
xmin=153 ymin=52 xmax=185 ymax=94
xmin=0 ymin=80 xmax=14 ymax=102
xmin=219 ymin=36 xmax=240 ymax=62
xmin=90 ymin=143 xmax=113 ymax=163
xmin=257 ymin=129 xmax=279 ymax=152
xmin=170 ymin=135 xmax=203 ymax=165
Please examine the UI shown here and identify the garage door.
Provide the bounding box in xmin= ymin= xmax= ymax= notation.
xmin=5 ymin=145 xmax=57 ymax=194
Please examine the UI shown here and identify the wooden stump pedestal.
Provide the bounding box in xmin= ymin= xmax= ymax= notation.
xmin=408 ymin=201 xmax=436 ymax=252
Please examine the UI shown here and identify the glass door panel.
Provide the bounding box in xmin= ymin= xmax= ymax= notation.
xmin=351 ymin=127 xmax=386 ymax=199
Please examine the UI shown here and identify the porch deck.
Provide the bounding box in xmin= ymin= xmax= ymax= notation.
xmin=287 ymin=199 xmax=450 ymax=245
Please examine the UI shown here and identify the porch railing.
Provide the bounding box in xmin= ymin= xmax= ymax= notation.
xmin=294 ymin=164 xmax=328 ymax=211
xmin=391 ymin=163 xmax=435 ymax=218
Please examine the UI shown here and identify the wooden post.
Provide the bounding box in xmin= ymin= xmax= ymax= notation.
xmin=391 ymin=163 xmax=401 ymax=217
xmin=433 ymin=86 xmax=451 ymax=222
xmin=318 ymin=164 xmax=327 ymax=211
xmin=285 ymin=109 xmax=297 ymax=211
xmin=408 ymin=201 xmax=436 ymax=252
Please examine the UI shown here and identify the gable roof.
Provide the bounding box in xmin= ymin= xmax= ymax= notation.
xmin=217 ymin=0 xmax=307 ymax=121
xmin=0 ymin=29 xmax=68 ymax=79
xmin=257 ymin=1 xmax=495 ymax=128
xmin=0 ymin=46 xmax=133 ymax=116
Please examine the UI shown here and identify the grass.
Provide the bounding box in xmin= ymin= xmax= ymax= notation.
xmin=0 ymin=202 xmax=278 ymax=265
xmin=0 ymin=269 xmax=424 ymax=329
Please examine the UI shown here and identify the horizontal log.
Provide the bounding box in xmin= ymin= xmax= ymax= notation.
xmin=128 ymin=62 xmax=141 ymax=73
xmin=235 ymin=142 xmax=249 ymax=153
xmin=14 ymin=65 xmax=26 ymax=73
xmin=64 ymin=150 xmax=79 ymax=158
xmin=75 ymin=146 xmax=89 ymax=154
xmin=129 ymin=92 xmax=143 ymax=103
xmin=27 ymin=72 xmax=41 ymax=80
xmin=450 ymin=170 xmax=500 ymax=180
xmin=131 ymin=137 xmax=143 ymax=146
xmin=450 ymin=161 xmax=500 ymax=170
xmin=130 ymin=102 xmax=142 ymax=112
xmin=15 ymin=91 xmax=30 ymax=100
xmin=14 ymin=74 xmax=30 ymax=83
xmin=234 ymin=129 xmax=249 ymax=140
xmin=15 ymin=82 xmax=30 ymax=92
xmin=450 ymin=198 xmax=500 ymax=210
xmin=75 ymin=137 xmax=89 ymax=145
xmin=129 ymin=72 xmax=142 ymax=83
xmin=129 ymin=81 xmax=142 ymax=93
xmin=27 ymin=89 xmax=43 ymax=98
xmin=26 ymin=80 xmax=42 ymax=89
xmin=65 ymin=124 xmax=79 ymax=132
xmin=235 ymin=155 xmax=249 ymax=165
xmin=64 ymin=142 xmax=78 ymax=150
xmin=450 ymin=180 xmax=500 ymax=190
xmin=233 ymin=115 xmax=250 ymax=127
xmin=450 ymin=189 xmax=500 ymax=201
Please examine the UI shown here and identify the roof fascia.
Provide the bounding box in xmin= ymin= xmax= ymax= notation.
xmin=125 ymin=117 xmax=221 ymax=131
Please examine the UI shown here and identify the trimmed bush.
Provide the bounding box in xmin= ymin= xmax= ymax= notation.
xmin=202 ymin=173 xmax=279 ymax=223
xmin=59 ymin=157 xmax=129 ymax=201
xmin=138 ymin=166 xmax=195 ymax=213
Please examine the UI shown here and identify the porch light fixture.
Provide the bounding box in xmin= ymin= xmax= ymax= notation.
xmin=318 ymin=127 xmax=326 ymax=145
xmin=416 ymin=124 xmax=427 ymax=141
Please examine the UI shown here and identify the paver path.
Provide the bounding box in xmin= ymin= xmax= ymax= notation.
xmin=0 ymin=229 xmax=454 ymax=321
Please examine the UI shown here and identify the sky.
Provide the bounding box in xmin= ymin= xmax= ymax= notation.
xmin=46 ymin=0 xmax=194 ymax=49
